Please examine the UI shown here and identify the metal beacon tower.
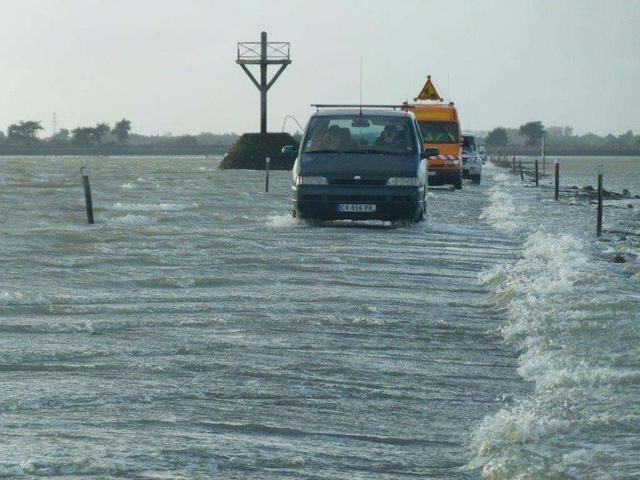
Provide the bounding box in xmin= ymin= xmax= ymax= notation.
xmin=236 ymin=31 xmax=292 ymax=134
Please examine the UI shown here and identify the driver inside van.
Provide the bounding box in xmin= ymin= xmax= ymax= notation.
xmin=315 ymin=124 xmax=341 ymax=150
xmin=312 ymin=125 xmax=358 ymax=151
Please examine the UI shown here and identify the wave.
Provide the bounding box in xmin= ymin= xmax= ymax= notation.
xmin=0 ymin=290 xmax=52 ymax=306
xmin=114 ymin=214 xmax=158 ymax=225
xmin=265 ymin=214 xmax=298 ymax=228
xmin=479 ymin=185 xmax=526 ymax=235
xmin=467 ymin=230 xmax=640 ymax=478
xmin=110 ymin=202 xmax=198 ymax=212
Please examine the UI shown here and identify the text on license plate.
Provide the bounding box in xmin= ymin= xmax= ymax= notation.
xmin=337 ymin=204 xmax=376 ymax=213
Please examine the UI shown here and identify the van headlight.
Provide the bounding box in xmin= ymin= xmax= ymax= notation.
xmin=387 ymin=177 xmax=420 ymax=186
xmin=294 ymin=176 xmax=328 ymax=186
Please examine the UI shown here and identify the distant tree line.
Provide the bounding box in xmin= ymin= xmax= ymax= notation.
xmin=481 ymin=121 xmax=640 ymax=155
xmin=0 ymin=119 xmax=239 ymax=148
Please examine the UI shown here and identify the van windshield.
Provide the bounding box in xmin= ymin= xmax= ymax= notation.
xmin=418 ymin=121 xmax=459 ymax=144
xmin=303 ymin=115 xmax=415 ymax=155
xmin=462 ymin=135 xmax=477 ymax=153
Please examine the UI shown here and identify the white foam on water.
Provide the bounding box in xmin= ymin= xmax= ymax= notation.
xmin=310 ymin=313 xmax=400 ymax=327
xmin=111 ymin=202 xmax=187 ymax=212
xmin=265 ymin=214 xmax=298 ymax=228
xmin=20 ymin=458 xmax=108 ymax=477
xmin=468 ymin=230 xmax=640 ymax=478
xmin=491 ymin=171 xmax=515 ymax=184
xmin=121 ymin=182 xmax=135 ymax=189
xmin=0 ymin=318 xmax=95 ymax=334
xmin=479 ymin=166 xmax=533 ymax=235
xmin=0 ymin=290 xmax=26 ymax=305
xmin=0 ymin=290 xmax=52 ymax=306
xmin=479 ymin=186 xmax=523 ymax=234
xmin=480 ymin=232 xmax=587 ymax=306
xmin=114 ymin=214 xmax=158 ymax=225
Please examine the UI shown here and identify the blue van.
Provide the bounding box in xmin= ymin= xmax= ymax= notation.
xmin=284 ymin=106 xmax=436 ymax=223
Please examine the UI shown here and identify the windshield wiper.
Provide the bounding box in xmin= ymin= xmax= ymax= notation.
xmin=305 ymin=148 xmax=407 ymax=155
xmin=305 ymin=149 xmax=340 ymax=154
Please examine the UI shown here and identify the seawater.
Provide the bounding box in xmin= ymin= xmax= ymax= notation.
xmin=0 ymin=155 xmax=638 ymax=479
xmin=470 ymin=158 xmax=639 ymax=479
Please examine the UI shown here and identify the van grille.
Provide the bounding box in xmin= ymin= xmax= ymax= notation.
xmin=328 ymin=178 xmax=387 ymax=186
xmin=326 ymin=195 xmax=383 ymax=202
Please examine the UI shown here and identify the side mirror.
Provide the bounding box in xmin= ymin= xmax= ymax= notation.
xmin=281 ymin=145 xmax=297 ymax=155
xmin=422 ymin=147 xmax=439 ymax=159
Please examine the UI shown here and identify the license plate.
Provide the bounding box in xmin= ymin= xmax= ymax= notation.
xmin=337 ymin=203 xmax=376 ymax=213
xmin=428 ymin=171 xmax=437 ymax=176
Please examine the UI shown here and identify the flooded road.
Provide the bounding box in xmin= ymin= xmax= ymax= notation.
xmin=1 ymin=156 xmax=637 ymax=478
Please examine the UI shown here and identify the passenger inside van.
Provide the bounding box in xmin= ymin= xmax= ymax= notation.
xmin=374 ymin=125 xmax=409 ymax=151
xmin=374 ymin=125 xmax=398 ymax=147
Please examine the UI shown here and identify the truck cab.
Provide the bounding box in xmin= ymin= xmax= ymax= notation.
xmin=408 ymin=103 xmax=463 ymax=189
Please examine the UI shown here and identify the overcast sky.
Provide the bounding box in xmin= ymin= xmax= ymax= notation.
xmin=1 ymin=0 xmax=638 ymax=137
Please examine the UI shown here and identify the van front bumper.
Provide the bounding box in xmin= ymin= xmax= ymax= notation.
xmin=293 ymin=185 xmax=424 ymax=221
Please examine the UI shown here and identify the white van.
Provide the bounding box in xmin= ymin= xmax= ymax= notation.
xmin=461 ymin=133 xmax=482 ymax=184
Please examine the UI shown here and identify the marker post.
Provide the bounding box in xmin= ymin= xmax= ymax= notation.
xmin=554 ymin=159 xmax=560 ymax=201
xmin=265 ymin=157 xmax=270 ymax=192
xmin=597 ymin=165 xmax=603 ymax=237
xmin=519 ymin=159 xmax=524 ymax=181
xmin=80 ymin=167 xmax=94 ymax=224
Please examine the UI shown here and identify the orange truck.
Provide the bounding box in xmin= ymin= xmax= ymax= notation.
xmin=410 ymin=102 xmax=463 ymax=189
xmin=404 ymin=77 xmax=463 ymax=189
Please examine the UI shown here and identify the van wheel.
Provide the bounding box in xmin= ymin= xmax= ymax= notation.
xmin=472 ymin=174 xmax=481 ymax=184
xmin=454 ymin=175 xmax=463 ymax=190
xmin=413 ymin=205 xmax=425 ymax=223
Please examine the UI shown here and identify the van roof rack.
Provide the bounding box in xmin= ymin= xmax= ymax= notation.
xmin=311 ymin=104 xmax=414 ymax=111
